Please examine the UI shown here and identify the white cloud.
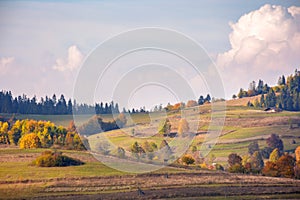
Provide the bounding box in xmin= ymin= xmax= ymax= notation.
xmin=52 ymin=45 xmax=83 ymax=72
xmin=216 ymin=4 xmax=300 ymax=97
xmin=0 ymin=57 xmax=14 ymax=75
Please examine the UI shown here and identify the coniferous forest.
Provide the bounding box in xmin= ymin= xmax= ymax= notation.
xmin=0 ymin=93 xmax=122 ymax=115
xmin=237 ymin=69 xmax=300 ymax=111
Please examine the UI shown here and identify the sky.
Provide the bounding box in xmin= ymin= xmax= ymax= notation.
xmin=0 ymin=0 xmax=299 ymax=109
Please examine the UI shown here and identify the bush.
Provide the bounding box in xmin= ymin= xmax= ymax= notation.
xmin=33 ymin=150 xmax=84 ymax=167
xmin=182 ymin=154 xmax=195 ymax=165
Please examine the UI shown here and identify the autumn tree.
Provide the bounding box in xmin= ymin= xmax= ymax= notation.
xmin=263 ymin=154 xmax=295 ymax=178
xmin=269 ymin=148 xmax=280 ymax=162
xmin=19 ymin=133 xmax=41 ymax=149
xmin=276 ymin=154 xmax=295 ymax=178
xmin=8 ymin=120 xmax=22 ymax=145
xmin=0 ymin=122 xmax=9 ymax=144
xmin=177 ymin=118 xmax=190 ymax=136
xmin=262 ymin=161 xmax=279 ymax=177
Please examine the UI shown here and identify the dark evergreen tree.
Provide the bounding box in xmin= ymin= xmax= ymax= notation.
xmin=198 ymin=95 xmax=204 ymax=105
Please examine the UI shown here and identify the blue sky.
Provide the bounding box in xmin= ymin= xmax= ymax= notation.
xmin=0 ymin=0 xmax=299 ymax=109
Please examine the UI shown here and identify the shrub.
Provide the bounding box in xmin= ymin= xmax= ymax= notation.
xmin=33 ymin=151 xmax=84 ymax=167
xmin=182 ymin=154 xmax=195 ymax=165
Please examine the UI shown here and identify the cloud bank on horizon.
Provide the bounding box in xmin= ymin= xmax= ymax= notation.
xmin=217 ymin=4 xmax=300 ymax=95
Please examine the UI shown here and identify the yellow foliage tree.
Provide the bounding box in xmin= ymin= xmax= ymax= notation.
xmin=19 ymin=133 xmax=41 ymax=149
xmin=269 ymin=148 xmax=280 ymax=162
xmin=0 ymin=122 xmax=9 ymax=144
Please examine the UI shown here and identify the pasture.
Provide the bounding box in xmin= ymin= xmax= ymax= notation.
xmin=1 ymin=99 xmax=300 ymax=199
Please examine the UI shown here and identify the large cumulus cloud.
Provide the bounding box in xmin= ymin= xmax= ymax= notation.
xmin=217 ymin=4 xmax=300 ymax=96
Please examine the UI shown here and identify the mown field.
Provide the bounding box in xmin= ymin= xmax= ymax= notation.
xmin=1 ymin=98 xmax=300 ymax=199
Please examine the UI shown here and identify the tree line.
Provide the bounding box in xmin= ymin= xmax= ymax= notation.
xmin=0 ymin=119 xmax=88 ymax=150
xmin=236 ymin=69 xmax=300 ymax=111
xmin=0 ymin=92 xmax=123 ymax=115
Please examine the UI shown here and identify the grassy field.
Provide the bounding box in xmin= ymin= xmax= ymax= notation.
xmin=1 ymin=98 xmax=300 ymax=199
xmin=0 ymin=147 xmax=300 ymax=199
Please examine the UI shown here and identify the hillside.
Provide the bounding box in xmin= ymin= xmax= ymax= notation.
xmin=1 ymin=97 xmax=300 ymax=199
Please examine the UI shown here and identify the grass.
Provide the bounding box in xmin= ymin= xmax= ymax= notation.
xmin=220 ymin=125 xmax=289 ymax=140
xmin=0 ymin=161 xmax=125 ymax=182
xmin=1 ymin=99 xmax=300 ymax=199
